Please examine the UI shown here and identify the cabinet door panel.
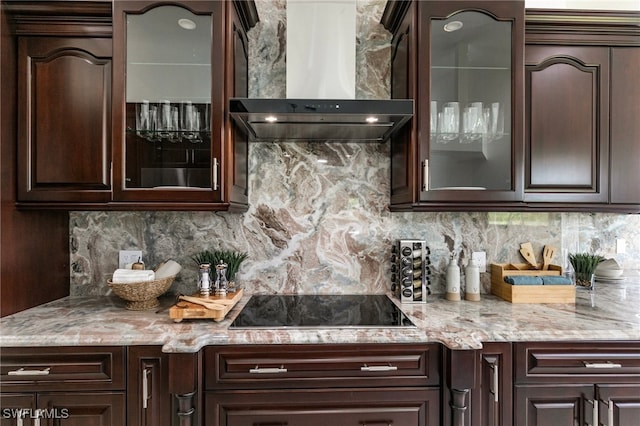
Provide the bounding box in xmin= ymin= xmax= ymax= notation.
xmin=127 ymin=346 xmax=171 ymax=426
xmin=17 ymin=37 xmax=112 ymax=203
xmin=514 ymin=385 xmax=593 ymax=426
xmin=0 ymin=394 xmax=36 ymax=426
xmin=36 ymin=392 xmax=125 ymax=426
xmin=524 ymin=46 xmax=609 ymax=203
xmin=597 ymin=385 xmax=640 ymax=426
xmin=610 ymin=47 xmax=640 ymax=206
xmin=472 ymin=342 xmax=513 ymax=426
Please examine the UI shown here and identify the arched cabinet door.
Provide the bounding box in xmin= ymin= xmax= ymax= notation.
xmin=524 ymin=45 xmax=610 ymax=204
xmin=17 ymin=37 xmax=112 ymax=203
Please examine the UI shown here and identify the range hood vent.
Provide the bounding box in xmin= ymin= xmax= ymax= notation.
xmin=229 ymin=0 xmax=413 ymax=142
xmin=229 ymin=98 xmax=413 ymax=142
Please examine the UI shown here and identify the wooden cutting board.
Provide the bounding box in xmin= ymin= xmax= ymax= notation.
xmin=169 ymin=289 xmax=243 ymax=322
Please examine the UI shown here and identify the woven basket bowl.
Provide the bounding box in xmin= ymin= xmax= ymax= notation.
xmin=108 ymin=275 xmax=175 ymax=311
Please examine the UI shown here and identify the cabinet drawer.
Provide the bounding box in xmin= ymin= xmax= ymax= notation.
xmin=205 ymin=344 xmax=440 ymax=390
xmin=514 ymin=342 xmax=640 ymax=384
xmin=0 ymin=346 xmax=126 ymax=391
xmin=206 ymin=388 xmax=440 ymax=426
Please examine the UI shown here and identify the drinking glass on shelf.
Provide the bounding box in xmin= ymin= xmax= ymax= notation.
xmin=136 ymin=100 xmax=150 ymax=138
xmin=462 ymin=102 xmax=484 ymax=143
xmin=169 ymin=106 xmax=181 ymax=143
xmin=439 ymin=101 xmax=459 ymax=142
xmin=182 ymin=101 xmax=198 ymax=141
xmin=430 ymin=101 xmax=438 ymax=143
xmin=158 ymin=100 xmax=173 ymax=139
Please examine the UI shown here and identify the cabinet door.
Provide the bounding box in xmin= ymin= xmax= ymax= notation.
xmin=206 ymin=388 xmax=439 ymax=426
xmin=17 ymin=37 xmax=112 ymax=203
xmin=225 ymin=3 xmax=251 ymax=208
xmin=387 ymin=1 xmax=418 ymax=207
xmin=0 ymin=394 xmax=36 ymax=426
xmin=514 ymin=385 xmax=595 ymax=426
xmin=472 ymin=343 xmax=513 ymax=426
xmin=524 ymin=45 xmax=610 ymax=204
xmin=597 ymin=385 xmax=640 ymax=426
xmin=418 ymin=1 xmax=524 ymax=205
xmin=127 ymin=346 xmax=171 ymax=426
xmin=610 ymin=47 xmax=640 ymax=206
xmin=36 ymin=392 xmax=125 ymax=426
xmin=112 ymin=1 xmax=224 ymax=205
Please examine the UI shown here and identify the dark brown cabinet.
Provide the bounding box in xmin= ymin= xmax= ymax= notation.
xmin=383 ymin=0 xmax=525 ymax=211
xmin=524 ymin=10 xmax=640 ymax=212
xmin=610 ymin=47 xmax=640 ymax=206
xmin=471 ymin=342 xmax=513 ymax=426
xmin=127 ymin=346 xmax=171 ymax=426
xmin=111 ymin=0 xmax=256 ymax=211
xmin=0 ymin=346 xmax=126 ymax=426
xmin=524 ymin=45 xmax=610 ymax=204
xmin=9 ymin=1 xmax=112 ymax=208
xmin=204 ymin=344 xmax=441 ymax=426
xmin=513 ymin=341 xmax=640 ymax=426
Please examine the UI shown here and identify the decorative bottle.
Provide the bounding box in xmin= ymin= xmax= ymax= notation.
xmin=446 ymin=254 xmax=461 ymax=301
xmin=465 ymin=260 xmax=481 ymax=301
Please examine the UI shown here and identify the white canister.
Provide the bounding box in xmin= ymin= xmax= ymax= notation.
xmin=446 ymin=256 xmax=461 ymax=301
xmin=465 ymin=260 xmax=481 ymax=301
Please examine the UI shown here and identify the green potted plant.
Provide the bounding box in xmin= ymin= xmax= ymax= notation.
xmin=191 ymin=249 xmax=248 ymax=283
xmin=568 ymin=252 xmax=604 ymax=288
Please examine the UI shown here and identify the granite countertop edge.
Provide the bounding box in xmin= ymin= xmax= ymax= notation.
xmin=1 ymin=280 xmax=639 ymax=353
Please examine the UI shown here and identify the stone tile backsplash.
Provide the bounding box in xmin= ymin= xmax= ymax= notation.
xmin=70 ymin=0 xmax=640 ymax=296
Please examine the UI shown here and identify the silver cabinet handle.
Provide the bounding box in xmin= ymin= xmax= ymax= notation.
xmin=249 ymin=365 xmax=287 ymax=374
xmin=608 ymin=399 xmax=614 ymax=426
xmin=212 ymin=157 xmax=219 ymax=190
xmin=583 ymin=362 xmax=622 ymax=369
xmin=360 ymin=364 xmax=398 ymax=372
xmin=422 ymin=159 xmax=429 ymax=192
xmin=488 ymin=360 xmax=499 ymax=403
xmin=585 ymin=398 xmax=598 ymax=426
xmin=142 ymin=367 xmax=151 ymax=409
xmin=8 ymin=367 xmax=50 ymax=376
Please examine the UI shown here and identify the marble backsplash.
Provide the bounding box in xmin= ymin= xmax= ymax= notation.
xmin=69 ymin=0 xmax=640 ymax=297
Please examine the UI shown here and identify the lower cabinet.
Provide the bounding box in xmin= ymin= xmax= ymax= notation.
xmin=127 ymin=346 xmax=171 ymax=426
xmin=0 ymin=346 xmax=126 ymax=426
xmin=471 ymin=342 xmax=513 ymax=426
xmin=513 ymin=342 xmax=640 ymax=426
xmin=203 ymin=343 xmax=441 ymax=426
xmin=206 ymin=388 xmax=439 ymax=426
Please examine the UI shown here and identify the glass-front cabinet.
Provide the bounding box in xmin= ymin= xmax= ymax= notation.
xmin=112 ymin=1 xmax=255 ymax=208
xmin=384 ymin=1 xmax=524 ymax=209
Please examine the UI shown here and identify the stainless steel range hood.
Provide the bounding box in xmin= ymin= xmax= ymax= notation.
xmin=229 ymin=98 xmax=413 ymax=142
xmin=229 ymin=0 xmax=413 ymax=142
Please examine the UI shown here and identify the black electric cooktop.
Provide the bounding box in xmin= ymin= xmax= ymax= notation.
xmin=229 ymin=294 xmax=415 ymax=328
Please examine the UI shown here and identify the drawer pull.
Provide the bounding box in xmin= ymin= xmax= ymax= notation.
xmin=249 ymin=365 xmax=288 ymax=374
xmin=7 ymin=367 xmax=51 ymax=376
xmin=361 ymin=364 xmax=398 ymax=372
xmin=583 ymin=362 xmax=622 ymax=369
xmin=361 ymin=422 xmax=392 ymax=426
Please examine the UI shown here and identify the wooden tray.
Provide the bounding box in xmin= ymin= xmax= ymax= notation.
xmin=491 ymin=263 xmax=575 ymax=304
xmin=169 ymin=289 xmax=243 ymax=322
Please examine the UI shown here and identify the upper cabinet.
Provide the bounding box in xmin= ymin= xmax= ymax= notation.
xmin=383 ymin=3 xmax=640 ymax=213
xmin=11 ymin=0 xmax=256 ymax=211
xmin=525 ymin=10 xmax=640 ymax=212
xmin=10 ymin=2 xmax=113 ymax=205
xmin=112 ymin=0 xmax=257 ymax=210
xmin=383 ymin=0 xmax=525 ymax=211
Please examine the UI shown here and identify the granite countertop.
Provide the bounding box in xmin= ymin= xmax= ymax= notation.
xmin=1 ymin=276 xmax=639 ymax=353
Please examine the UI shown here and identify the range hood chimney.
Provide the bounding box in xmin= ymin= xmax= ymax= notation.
xmin=229 ymin=0 xmax=413 ymax=142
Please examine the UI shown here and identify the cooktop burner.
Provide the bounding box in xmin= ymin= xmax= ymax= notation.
xmin=229 ymin=294 xmax=415 ymax=328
